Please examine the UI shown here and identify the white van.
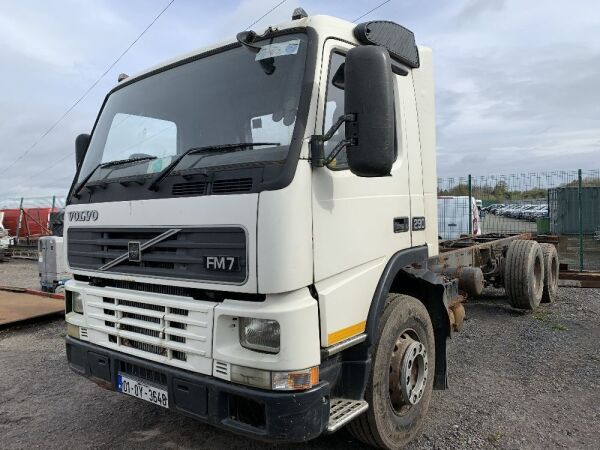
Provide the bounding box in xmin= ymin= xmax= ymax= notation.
xmin=437 ymin=196 xmax=482 ymax=240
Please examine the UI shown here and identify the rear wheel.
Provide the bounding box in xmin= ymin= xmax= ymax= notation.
xmin=347 ymin=294 xmax=435 ymax=449
xmin=504 ymin=239 xmax=544 ymax=310
xmin=540 ymin=243 xmax=559 ymax=303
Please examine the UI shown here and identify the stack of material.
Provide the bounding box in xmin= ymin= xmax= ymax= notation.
xmin=0 ymin=249 xmax=10 ymax=263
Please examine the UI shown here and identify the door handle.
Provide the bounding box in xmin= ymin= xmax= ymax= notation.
xmin=393 ymin=217 xmax=409 ymax=233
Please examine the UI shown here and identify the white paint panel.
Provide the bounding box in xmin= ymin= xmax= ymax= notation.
xmin=398 ymin=71 xmax=426 ymax=248
xmin=413 ymin=47 xmax=439 ymax=254
xmin=312 ymin=39 xmax=413 ymax=346
xmin=257 ymin=163 xmax=314 ymax=293
xmin=64 ymin=194 xmax=258 ymax=292
xmin=213 ymin=287 xmax=320 ymax=371
xmin=315 ymin=257 xmax=385 ymax=346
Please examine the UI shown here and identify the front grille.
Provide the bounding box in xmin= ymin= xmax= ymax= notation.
xmin=122 ymin=311 xmax=160 ymax=324
xmin=119 ymin=299 xmax=165 ymax=312
xmin=67 ymin=227 xmax=247 ymax=283
xmin=84 ymin=292 xmax=213 ymax=371
xmin=123 ymin=338 xmax=165 ymax=356
xmin=119 ymin=361 xmax=167 ymax=385
xmin=94 ymin=279 xmax=200 ymax=298
xmin=79 ymin=277 xmax=265 ymax=302
xmin=172 ymin=350 xmax=187 ymax=361
xmin=121 ymin=324 xmax=161 ymax=337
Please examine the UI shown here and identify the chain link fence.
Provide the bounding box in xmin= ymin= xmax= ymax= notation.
xmin=438 ymin=170 xmax=600 ymax=271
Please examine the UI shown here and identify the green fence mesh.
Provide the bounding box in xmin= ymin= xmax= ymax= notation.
xmin=438 ymin=170 xmax=600 ymax=271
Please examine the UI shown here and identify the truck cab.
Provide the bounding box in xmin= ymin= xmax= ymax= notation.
xmin=64 ymin=12 xmax=451 ymax=449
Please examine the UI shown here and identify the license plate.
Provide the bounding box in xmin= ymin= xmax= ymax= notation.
xmin=117 ymin=374 xmax=168 ymax=408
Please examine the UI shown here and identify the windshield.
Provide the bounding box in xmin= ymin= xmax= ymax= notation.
xmin=78 ymin=33 xmax=308 ymax=184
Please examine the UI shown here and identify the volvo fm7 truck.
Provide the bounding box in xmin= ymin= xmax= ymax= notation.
xmin=64 ymin=10 xmax=558 ymax=449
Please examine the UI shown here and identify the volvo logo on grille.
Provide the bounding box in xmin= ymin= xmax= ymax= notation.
xmin=98 ymin=228 xmax=182 ymax=271
xmin=68 ymin=210 xmax=99 ymax=222
xmin=128 ymin=241 xmax=141 ymax=262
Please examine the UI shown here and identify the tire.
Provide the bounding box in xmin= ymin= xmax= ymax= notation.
xmin=347 ymin=294 xmax=435 ymax=449
xmin=540 ymin=243 xmax=559 ymax=303
xmin=504 ymin=239 xmax=544 ymax=310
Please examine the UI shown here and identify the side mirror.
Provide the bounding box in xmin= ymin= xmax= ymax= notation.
xmin=75 ymin=133 xmax=90 ymax=168
xmin=344 ymin=46 xmax=395 ymax=177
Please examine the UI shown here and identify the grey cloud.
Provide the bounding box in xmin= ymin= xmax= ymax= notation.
xmin=0 ymin=0 xmax=599 ymax=197
xmin=455 ymin=0 xmax=506 ymax=23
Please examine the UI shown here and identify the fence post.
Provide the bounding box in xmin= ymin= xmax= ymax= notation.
xmin=468 ymin=174 xmax=472 ymax=235
xmin=14 ymin=197 xmax=24 ymax=244
xmin=578 ymin=169 xmax=584 ymax=271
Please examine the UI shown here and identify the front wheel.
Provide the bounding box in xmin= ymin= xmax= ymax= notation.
xmin=347 ymin=294 xmax=435 ymax=449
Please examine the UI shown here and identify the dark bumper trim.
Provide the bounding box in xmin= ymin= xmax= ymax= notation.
xmin=65 ymin=337 xmax=330 ymax=442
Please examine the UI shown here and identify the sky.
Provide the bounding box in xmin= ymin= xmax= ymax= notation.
xmin=0 ymin=0 xmax=599 ymax=202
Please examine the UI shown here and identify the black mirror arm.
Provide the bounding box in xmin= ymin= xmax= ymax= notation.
xmin=310 ymin=114 xmax=356 ymax=167
xmin=324 ymin=114 xmax=355 ymax=140
xmin=323 ymin=139 xmax=353 ymax=166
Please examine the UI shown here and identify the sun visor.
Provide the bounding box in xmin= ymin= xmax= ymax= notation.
xmin=354 ymin=21 xmax=419 ymax=68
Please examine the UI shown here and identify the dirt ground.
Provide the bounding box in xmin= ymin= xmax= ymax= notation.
xmin=0 ymin=261 xmax=599 ymax=449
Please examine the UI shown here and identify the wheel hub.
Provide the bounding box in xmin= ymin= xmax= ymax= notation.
xmin=389 ymin=334 xmax=428 ymax=413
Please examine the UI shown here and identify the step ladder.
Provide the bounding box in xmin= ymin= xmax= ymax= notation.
xmin=327 ymin=398 xmax=369 ymax=432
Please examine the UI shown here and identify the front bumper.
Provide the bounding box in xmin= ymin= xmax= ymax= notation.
xmin=66 ymin=336 xmax=331 ymax=443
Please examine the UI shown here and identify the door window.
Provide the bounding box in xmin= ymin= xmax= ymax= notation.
xmin=323 ymin=52 xmax=348 ymax=170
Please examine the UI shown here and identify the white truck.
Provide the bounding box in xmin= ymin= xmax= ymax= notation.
xmin=64 ymin=10 xmax=559 ymax=448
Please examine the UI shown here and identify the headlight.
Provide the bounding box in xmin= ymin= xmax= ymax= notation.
xmin=239 ymin=317 xmax=280 ymax=354
xmin=72 ymin=292 xmax=84 ymax=314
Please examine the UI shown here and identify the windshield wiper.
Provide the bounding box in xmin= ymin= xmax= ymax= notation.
xmin=72 ymin=156 xmax=157 ymax=199
xmin=147 ymin=142 xmax=280 ymax=191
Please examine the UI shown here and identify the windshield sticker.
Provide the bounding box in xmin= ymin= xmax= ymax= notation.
xmin=147 ymin=156 xmax=172 ymax=174
xmin=255 ymin=39 xmax=300 ymax=61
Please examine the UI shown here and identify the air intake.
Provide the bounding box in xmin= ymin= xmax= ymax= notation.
xmin=172 ymin=181 xmax=207 ymax=196
xmin=212 ymin=178 xmax=253 ymax=194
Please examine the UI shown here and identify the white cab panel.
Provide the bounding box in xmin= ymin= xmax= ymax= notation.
xmin=213 ymin=287 xmax=320 ymax=371
xmin=257 ymin=162 xmax=314 ymax=294
xmin=398 ymin=71 xmax=426 ymax=248
xmin=413 ymin=47 xmax=439 ymax=255
xmin=315 ymin=257 xmax=385 ymax=346
xmin=312 ymin=39 xmax=413 ymax=347
xmin=64 ymin=194 xmax=258 ymax=292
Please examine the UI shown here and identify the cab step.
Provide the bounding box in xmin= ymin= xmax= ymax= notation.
xmin=327 ymin=398 xmax=369 ymax=433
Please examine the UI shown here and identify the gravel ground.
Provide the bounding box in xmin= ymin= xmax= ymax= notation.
xmin=0 ymin=264 xmax=599 ymax=449
xmin=0 ymin=259 xmax=40 ymax=289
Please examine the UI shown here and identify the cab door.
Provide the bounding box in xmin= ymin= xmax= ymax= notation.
xmin=311 ymin=39 xmax=414 ymax=347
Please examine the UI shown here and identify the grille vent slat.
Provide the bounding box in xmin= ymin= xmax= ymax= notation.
xmin=96 ymin=296 xmax=202 ymax=365
xmin=172 ymin=181 xmax=207 ymax=196
xmin=170 ymin=178 xmax=253 ymax=196
xmin=212 ymin=178 xmax=253 ymax=194
xmin=119 ymin=361 xmax=167 ymax=385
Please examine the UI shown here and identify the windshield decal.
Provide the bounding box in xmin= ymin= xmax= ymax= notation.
xmin=147 ymin=156 xmax=173 ymax=173
xmin=255 ymin=39 xmax=300 ymax=61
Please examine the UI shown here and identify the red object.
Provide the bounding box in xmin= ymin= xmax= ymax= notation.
xmin=0 ymin=207 xmax=56 ymax=238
